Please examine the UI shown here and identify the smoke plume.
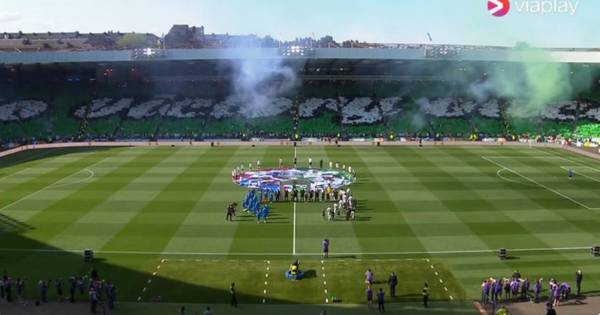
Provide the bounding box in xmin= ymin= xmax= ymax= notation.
xmin=468 ymin=47 xmax=575 ymax=117
xmin=230 ymin=56 xmax=298 ymax=117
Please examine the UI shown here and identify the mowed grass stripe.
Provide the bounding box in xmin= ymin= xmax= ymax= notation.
xmin=0 ymin=148 xmax=88 ymax=171
xmin=48 ymin=147 xmax=211 ymax=250
xmin=386 ymin=147 xmax=514 ymax=287
xmin=523 ymin=148 xmax=600 ymax=239
xmin=536 ymin=147 xmax=600 ymax=170
xmin=0 ymin=149 xmax=72 ymax=184
xmin=373 ymin=147 xmax=489 ymax=254
xmin=500 ymin=151 xmax=600 ymax=240
xmin=291 ymin=146 xmax=364 ymax=254
xmin=7 ymin=148 xmax=175 ymax=247
xmin=165 ymin=147 xmax=284 ymax=255
xmin=4 ymin=145 xmax=600 ymax=303
xmin=227 ymin=146 xmax=295 ymax=254
xmin=0 ymin=148 xmax=168 ymax=286
xmin=410 ymin=147 xmax=554 ymax=251
xmin=0 ymin=149 xmax=123 ymax=216
xmin=478 ymin=147 xmax=600 ymax=211
xmin=297 ymin=146 xmax=360 ymax=253
xmin=441 ymin=147 xmax=593 ymax=247
xmin=383 ymin=147 xmax=532 ymax=297
xmin=0 ymin=148 xmax=141 ymax=224
xmin=482 ymin=149 xmax=599 ymax=209
xmin=163 ymin=146 xmax=269 ymax=254
xmin=441 ymin=147 xmax=594 ymax=295
xmin=515 ymin=150 xmax=600 ymax=209
xmin=0 ymin=150 xmax=105 ymax=205
xmin=350 ymin=147 xmax=428 ymax=254
xmin=102 ymin=147 xmax=238 ymax=252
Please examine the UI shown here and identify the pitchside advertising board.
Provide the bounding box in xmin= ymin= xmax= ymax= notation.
xmin=487 ymin=0 xmax=580 ymax=17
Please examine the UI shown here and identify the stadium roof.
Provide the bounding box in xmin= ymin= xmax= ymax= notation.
xmin=1 ymin=47 xmax=600 ymax=65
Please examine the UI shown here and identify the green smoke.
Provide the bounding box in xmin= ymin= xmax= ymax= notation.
xmin=494 ymin=48 xmax=572 ymax=117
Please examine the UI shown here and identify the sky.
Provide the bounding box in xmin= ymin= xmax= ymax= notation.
xmin=0 ymin=0 xmax=598 ymax=48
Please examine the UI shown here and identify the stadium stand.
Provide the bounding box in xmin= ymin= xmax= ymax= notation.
xmin=2 ymin=81 xmax=600 ymax=147
xmin=2 ymin=31 xmax=600 ymax=148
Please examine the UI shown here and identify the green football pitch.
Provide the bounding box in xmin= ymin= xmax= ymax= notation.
xmin=1 ymin=145 xmax=600 ymax=313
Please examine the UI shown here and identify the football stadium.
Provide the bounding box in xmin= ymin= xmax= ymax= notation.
xmin=2 ymin=1 xmax=600 ymax=314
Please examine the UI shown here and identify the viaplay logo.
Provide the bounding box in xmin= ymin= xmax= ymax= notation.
xmin=487 ymin=0 xmax=580 ymax=17
xmin=488 ymin=0 xmax=510 ymax=17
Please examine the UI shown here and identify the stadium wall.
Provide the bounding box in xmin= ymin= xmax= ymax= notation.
xmin=0 ymin=140 xmax=577 ymax=158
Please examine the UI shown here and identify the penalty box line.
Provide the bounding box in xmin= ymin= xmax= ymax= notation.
xmin=535 ymin=147 xmax=600 ymax=171
xmin=481 ymin=156 xmax=596 ymax=210
xmin=531 ymin=148 xmax=600 ymax=176
xmin=0 ymin=246 xmax=590 ymax=257
xmin=560 ymin=166 xmax=600 ymax=183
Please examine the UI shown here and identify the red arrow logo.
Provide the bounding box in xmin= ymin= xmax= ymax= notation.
xmin=488 ymin=0 xmax=510 ymax=17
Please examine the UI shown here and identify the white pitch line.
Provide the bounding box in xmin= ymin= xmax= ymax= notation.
xmin=0 ymin=148 xmax=62 ymax=182
xmin=138 ymin=258 xmax=167 ymax=302
xmin=535 ymin=148 xmax=600 ymax=168
xmin=496 ymin=168 xmax=533 ymax=186
xmin=536 ymin=148 xmax=600 ymax=178
xmin=0 ymin=167 xmax=34 ymax=184
xmin=482 ymin=156 xmax=593 ymax=210
xmin=51 ymin=168 xmax=95 ymax=188
xmin=560 ymin=166 xmax=600 ymax=183
xmin=0 ymin=149 xmax=92 ymax=186
xmin=262 ymin=260 xmax=270 ymax=303
xmin=0 ymin=169 xmax=91 ymax=212
xmin=428 ymin=262 xmax=452 ymax=300
xmin=0 ymin=246 xmax=591 ymax=256
xmin=293 ymin=202 xmax=297 ymax=255
xmin=0 ymin=155 xmax=106 ymax=213
xmin=321 ymin=260 xmax=329 ymax=303
xmin=585 ymin=166 xmax=600 ymax=174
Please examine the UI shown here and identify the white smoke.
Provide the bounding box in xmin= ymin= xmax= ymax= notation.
xmin=411 ymin=112 xmax=425 ymax=130
xmin=468 ymin=79 xmax=497 ymax=103
xmin=231 ymin=58 xmax=298 ymax=117
xmin=412 ymin=98 xmax=428 ymax=130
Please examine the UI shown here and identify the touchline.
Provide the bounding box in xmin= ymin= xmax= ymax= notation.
xmin=513 ymin=0 xmax=579 ymax=15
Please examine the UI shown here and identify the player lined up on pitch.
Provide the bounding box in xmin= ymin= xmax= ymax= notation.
xmin=232 ymin=157 xmax=355 ymax=175
xmin=225 ymin=190 xmax=272 ymax=223
xmin=231 ymin=156 xmax=356 ymax=203
xmin=240 ymin=189 xmax=271 ymax=223
xmin=229 ymin=156 xmax=358 ymax=223
xmin=280 ymin=184 xmax=355 ymax=204
xmin=322 ymin=187 xmax=357 ymax=221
